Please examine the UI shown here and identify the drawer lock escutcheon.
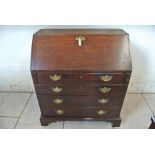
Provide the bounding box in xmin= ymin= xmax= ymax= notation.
xmin=100 ymin=75 xmax=113 ymax=82
xmin=99 ymin=87 xmax=111 ymax=94
xmin=75 ymin=36 xmax=85 ymax=46
xmin=53 ymin=99 xmax=64 ymax=104
xmin=51 ymin=87 xmax=63 ymax=93
xmin=55 ymin=109 xmax=64 ymax=115
xmin=49 ymin=74 xmax=62 ymax=81
xmin=98 ymin=98 xmax=109 ymax=104
xmin=97 ymin=110 xmax=107 ymax=115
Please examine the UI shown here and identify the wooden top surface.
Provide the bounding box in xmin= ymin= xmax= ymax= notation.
xmin=31 ymin=29 xmax=132 ymax=72
xmin=34 ymin=29 xmax=128 ymax=35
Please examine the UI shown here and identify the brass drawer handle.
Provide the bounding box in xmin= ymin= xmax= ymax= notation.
xmin=98 ymin=98 xmax=109 ymax=104
xmin=55 ymin=109 xmax=64 ymax=115
xmin=99 ymin=87 xmax=111 ymax=94
xmin=54 ymin=99 xmax=64 ymax=104
xmin=49 ymin=74 xmax=62 ymax=81
xmin=100 ymin=75 xmax=113 ymax=82
xmin=51 ymin=87 xmax=63 ymax=93
xmin=97 ymin=110 xmax=107 ymax=115
xmin=75 ymin=36 xmax=85 ymax=46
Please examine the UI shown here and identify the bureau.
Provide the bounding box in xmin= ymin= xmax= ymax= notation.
xmin=31 ymin=29 xmax=132 ymax=127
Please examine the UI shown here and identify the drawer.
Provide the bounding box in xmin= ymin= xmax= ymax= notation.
xmin=37 ymin=95 xmax=125 ymax=108
xmin=41 ymin=107 xmax=121 ymax=118
xmin=35 ymin=84 xmax=127 ymax=96
xmin=37 ymin=72 xmax=125 ymax=84
xmin=125 ymin=72 xmax=131 ymax=83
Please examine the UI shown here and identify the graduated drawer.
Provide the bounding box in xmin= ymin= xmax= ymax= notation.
xmin=41 ymin=107 xmax=121 ymax=118
xmin=37 ymin=72 xmax=125 ymax=84
xmin=38 ymin=95 xmax=125 ymax=108
xmin=35 ymin=84 xmax=127 ymax=96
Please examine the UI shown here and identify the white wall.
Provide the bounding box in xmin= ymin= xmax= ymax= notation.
xmin=0 ymin=25 xmax=155 ymax=93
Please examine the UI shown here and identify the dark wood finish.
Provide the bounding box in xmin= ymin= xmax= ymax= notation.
xmin=31 ymin=29 xmax=132 ymax=127
xmin=149 ymin=116 xmax=155 ymax=129
xmin=40 ymin=115 xmax=121 ymax=127
xmin=37 ymin=95 xmax=125 ymax=107
xmin=31 ymin=71 xmax=38 ymax=83
xmin=31 ymin=29 xmax=132 ymax=72
xmin=35 ymin=84 xmax=127 ymax=96
xmin=37 ymin=72 xmax=125 ymax=84
xmin=125 ymin=72 xmax=131 ymax=84
xmin=41 ymin=107 xmax=121 ymax=117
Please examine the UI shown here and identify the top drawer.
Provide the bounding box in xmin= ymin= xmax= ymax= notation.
xmin=36 ymin=72 xmax=125 ymax=84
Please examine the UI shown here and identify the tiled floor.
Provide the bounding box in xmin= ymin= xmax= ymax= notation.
xmin=0 ymin=92 xmax=154 ymax=129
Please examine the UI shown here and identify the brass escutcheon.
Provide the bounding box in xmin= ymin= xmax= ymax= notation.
xmin=99 ymin=87 xmax=111 ymax=94
xmin=100 ymin=75 xmax=113 ymax=82
xmin=51 ymin=87 xmax=63 ymax=93
xmin=97 ymin=110 xmax=107 ymax=115
xmin=75 ymin=36 xmax=85 ymax=46
xmin=55 ymin=109 xmax=64 ymax=115
xmin=49 ymin=74 xmax=62 ymax=81
xmin=98 ymin=98 xmax=109 ymax=104
xmin=54 ymin=99 xmax=64 ymax=104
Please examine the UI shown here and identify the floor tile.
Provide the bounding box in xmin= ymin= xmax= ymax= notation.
xmin=143 ymin=94 xmax=155 ymax=114
xmin=119 ymin=94 xmax=153 ymax=129
xmin=0 ymin=92 xmax=31 ymax=117
xmin=15 ymin=93 xmax=63 ymax=129
xmin=127 ymin=83 xmax=138 ymax=93
xmin=143 ymin=84 xmax=155 ymax=93
xmin=0 ymin=117 xmax=18 ymax=129
xmin=64 ymin=121 xmax=112 ymax=129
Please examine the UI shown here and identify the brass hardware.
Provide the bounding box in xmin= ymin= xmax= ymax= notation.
xmin=99 ymin=87 xmax=111 ymax=94
xmin=49 ymin=74 xmax=62 ymax=81
xmin=98 ymin=98 xmax=109 ymax=104
xmin=55 ymin=109 xmax=64 ymax=115
xmin=53 ymin=99 xmax=64 ymax=104
xmin=100 ymin=75 xmax=113 ymax=82
xmin=80 ymin=75 xmax=83 ymax=79
xmin=51 ymin=87 xmax=63 ymax=93
xmin=97 ymin=110 xmax=107 ymax=115
xmin=75 ymin=36 xmax=85 ymax=46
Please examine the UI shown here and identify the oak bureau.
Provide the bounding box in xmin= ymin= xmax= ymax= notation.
xmin=31 ymin=29 xmax=132 ymax=127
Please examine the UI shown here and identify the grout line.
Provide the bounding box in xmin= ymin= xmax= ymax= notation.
xmin=0 ymin=116 xmax=19 ymax=118
xmin=13 ymin=93 xmax=33 ymax=129
xmin=127 ymin=92 xmax=143 ymax=94
xmin=141 ymin=94 xmax=154 ymax=115
xmin=0 ymin=91 xmax=34 ymax=93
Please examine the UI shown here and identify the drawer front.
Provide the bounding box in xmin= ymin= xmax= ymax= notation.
xmin=35 ymin=84 xmax=127 ymax=96
xmin=37 ymin=95 xmax=125 ymax=108
xmin=37 ymin=72 xmax=125 ymax=84
xmin=126 ymin=72 xmax=131 ymax=83
xmin=41 ymin=107 xmax=121 ymax=117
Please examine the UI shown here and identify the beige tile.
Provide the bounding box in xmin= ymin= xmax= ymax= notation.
xmin=0 ymin=92 xmax=31 ymax=117
xmin=64 ymin=121 xmax=112 ymax=129
xmin=127 ymin=83 xmax=138 ymax=93
xmin=131 ymin=69 xmax=155 ymax=83
xmin=15 ymin=93 xmax=63 ymax=129
xmin=133 ymin=83 xmax=146 ymax=93
xmin=143 ymin=84 xmax=155 ymax=93
xmin=119 ymin=94 xmax=153 ymax=129
xmin=0 ymin=117 xmax=18 ymax=129
xmin=143 ymin=94 xmax=155 ymax=114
